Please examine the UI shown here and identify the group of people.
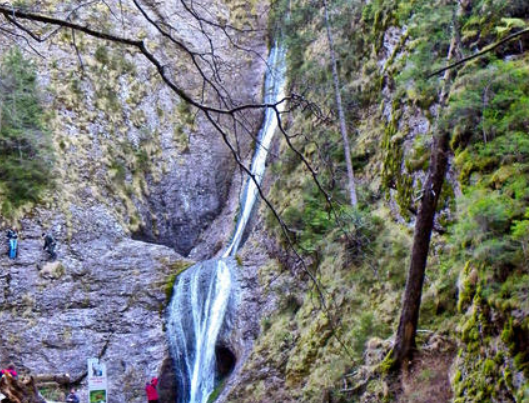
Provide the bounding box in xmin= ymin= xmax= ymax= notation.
xmin=59 ymin=379 xmax=157 ymax=403
xmin=61 ymin=378 xmax=157 ymax=403
xmin=1 ymin=363 xmax=160 ymax=403
xmin=5 ymin=228 xmax=57 ymax=261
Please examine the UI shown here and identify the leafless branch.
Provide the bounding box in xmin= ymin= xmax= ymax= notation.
xmin=0 ymin=1 xmax=355 ymax=360
xmin=428 ymin=28 xmax=529 ymax=78
xmin=0 ymin=4 xmax=289 ymax=116
xmin=71 ymin=29 xmax=85 ymax=74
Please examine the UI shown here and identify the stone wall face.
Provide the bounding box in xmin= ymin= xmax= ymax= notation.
xmin=0 ymin=1 xmax=270 ymax=402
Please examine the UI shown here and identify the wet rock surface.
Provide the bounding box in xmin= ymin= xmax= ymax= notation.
xmin=215 ymin=221 xmax=275 ymax=403
xmin=133 ymin=128 xmax=238 ymax=257
xmin=158 ymin=355 xmax=178 ymax=403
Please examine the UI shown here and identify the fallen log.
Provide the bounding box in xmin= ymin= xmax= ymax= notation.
xmin=33 ymin=375 xmax=71 ymax=386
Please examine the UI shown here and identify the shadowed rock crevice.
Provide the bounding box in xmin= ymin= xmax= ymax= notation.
xmin=215 ymin=345 xmax=236 ymax=379
xmin=158 ymin=355 xmax=178 ymax=403
xmin=157 ymin=345 xmax=237 ymax=403
xmin=132 ymin=151 xmax=235 ymax=257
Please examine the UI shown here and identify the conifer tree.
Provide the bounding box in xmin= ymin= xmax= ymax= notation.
xmin=0 ymin=48 xmax=54 ymax=215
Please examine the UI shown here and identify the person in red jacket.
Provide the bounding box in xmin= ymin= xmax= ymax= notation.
xmin=145 ymin=377 xmax=159 ymax=403
xmin=1 ymin=364 xmax=18 ymax=379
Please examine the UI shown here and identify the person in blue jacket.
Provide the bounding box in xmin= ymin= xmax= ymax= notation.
xmin=65 ymin=388 xmax=80 ymax=403
xmin=7 ymin=228 xmax=18 ymax=259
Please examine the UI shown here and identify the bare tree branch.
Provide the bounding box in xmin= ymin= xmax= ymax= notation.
xmin=0 ymin=1 xmax=356 ymax=362
xmin=0 ymin=3 xmax=289 ymax=116
xmin=428 ymin=28 xmax=529 ymax=78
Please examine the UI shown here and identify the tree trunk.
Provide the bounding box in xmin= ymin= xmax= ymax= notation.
xmin=32 ymin=374 xmax=72 ymax=385
xmin=392 ymin=25 xmax=460 ymax=367
xmin=323 ymin=0 xmax=358 ymax=206
xmin=392 ymin=130 xmax=451 ymax=366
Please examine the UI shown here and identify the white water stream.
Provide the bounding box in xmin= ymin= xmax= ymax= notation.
xmin=167 ymin=45 xmax=286 ymax=403
xmin=224 ymin=46 xmax=287 ymax=258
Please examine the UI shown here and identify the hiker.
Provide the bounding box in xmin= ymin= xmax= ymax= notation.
xmin=145 ymin=377 xmax=159 ymax=403
xmin=42 ymin=232 xmax=57 ymax=260
xmin=65 ymin=388 xmax=79 ymax=403
xmin=0 ymin=364 xmax=18 ymax=379
xmin=6 ymin=228 xmax=18 ymax=259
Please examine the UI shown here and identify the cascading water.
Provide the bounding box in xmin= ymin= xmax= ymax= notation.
xmin=166 ymin=45 xmax=287 ymax=403
xmin=224 ymin=46 xmax=287 ymax=258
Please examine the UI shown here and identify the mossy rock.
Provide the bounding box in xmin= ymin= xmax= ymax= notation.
xmin=165 ymin=260 xmax=194 ymax=302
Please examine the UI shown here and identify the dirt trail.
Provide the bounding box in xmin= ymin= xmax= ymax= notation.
xmin=396 ymin=346 xmax=455 ymax=403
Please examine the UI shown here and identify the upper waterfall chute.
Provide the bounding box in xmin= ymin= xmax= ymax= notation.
xmin=224 ymin=45 xmax=287 ymax=257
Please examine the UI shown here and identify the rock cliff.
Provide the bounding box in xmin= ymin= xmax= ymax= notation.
xmin=0 ymin=0 xmax=270 ymax=402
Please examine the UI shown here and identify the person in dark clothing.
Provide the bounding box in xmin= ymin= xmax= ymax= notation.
xmin=42 ymin=233 xmax=57 ymax=260
xmin=65 ymin=388 xmax=79 ymax=403
xmin=145 ymin=377 xmax=159 ymax=403
xmin=6 ymin=228 xmax=18 ymax=259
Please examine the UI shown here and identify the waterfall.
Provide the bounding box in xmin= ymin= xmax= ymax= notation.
xmin=224 ymin=45 xmax=287 ymax=257
xmin=167 ymin=260 xmax=233 ymax=403
xmin=166 ymin=45 xmax=287 ymax=403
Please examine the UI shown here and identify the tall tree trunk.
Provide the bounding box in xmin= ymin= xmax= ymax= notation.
xmin=392 ymin=20 xmax=460 ymax=367
xmin=392 ymin=129 xmax=451 ymax=366
xmin=323 ymin=0 xmax=358 ymax=206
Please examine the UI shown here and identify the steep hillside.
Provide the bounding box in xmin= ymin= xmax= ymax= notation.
xmin=226 ymin=0 xmax=529 ymax=402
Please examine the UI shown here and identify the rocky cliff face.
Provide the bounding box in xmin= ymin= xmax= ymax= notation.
xmin=0 ymin=0 xmax=270 ymax=402
xmin=0 ymin=211 xmax=182 ymax=403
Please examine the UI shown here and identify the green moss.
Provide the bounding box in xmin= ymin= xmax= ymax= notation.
xmin=165 ymin=261 xmax=194 ymax=302
xmin=109 ymin=159 xmax=127 ymax=184
xmin=404 ymin=135 xmax=430 ymax=172
xmin=483 ymin=359 xmax=496 ymax=376
xmin=173 ymin=123 xmax=189 ymax=152
xmin=39 ymin=386 xmax=64 ymax=402
xmin=236 ymin=1 xmax=529 ymax=402
xmin=516 ymin=382 xmax=529 ymax=402
xmin=395 ymin=173 xmax=414 ymax=218
xmin=454 ymin=369 xmax=462 ymax=384
xmin=380 ymin=349 xmax=396 ymax=374
xmin=514 ymin=352 xmax=529 ymax=374
xmin=176 ymin=101 xmax=195 ymax=126
xmin=94 ymin=45 xmax=110 ymax=65
xmin=207 ymin=380 xmax=225 ymax=403
xmin=458 ymin=262 xmax=477 ymax=312
xmin=164 ymin=274 xmax=177 ymax=302
xmin=501 ymin=318 xmax=514 ymax=346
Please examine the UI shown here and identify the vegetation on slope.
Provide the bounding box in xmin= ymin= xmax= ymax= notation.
xmin=230 ymin=0 xmax=529 ymax=402
xmin=0 ymin=48 xmax=54 ymax=218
